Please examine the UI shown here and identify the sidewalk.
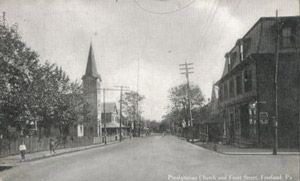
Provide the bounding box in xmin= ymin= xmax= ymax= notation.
xmin=0 ymin=139 xmax=129 ymax=167
xmin=195 ymin=141 xmax=300 ymax=155
xmin=176 ymin=136 xmax=300 ymax=155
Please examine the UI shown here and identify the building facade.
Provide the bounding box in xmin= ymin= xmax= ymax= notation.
xmin=102 ymin=102 xmax=120 ymax=136
xmin=195 ymin=84 xmax=221 ymax=141
xmin=216 ymin=16 xmax=300 ymax=148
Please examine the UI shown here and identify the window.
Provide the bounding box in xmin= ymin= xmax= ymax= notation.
xmin=78 ymin=124 xmax=84 ymax=137
xmin=239 ymin=43 xmax=244 ymax=62
xmin=227 ymin=57 xmax=231 ymax=72
xmin=244 ymin=69 xmax=252 ymax=92
xmin=236 ymin=75 xmax=242 ymax=95
xmin=282 ymin=27 xmax=293 ymax=48
xmin=224 ymin=82 xmax=228 ymax=100
xmin=219 ymin=85 xmax=223 ymax=101
xmin=229 ymin=79 xmax=235 ymax=98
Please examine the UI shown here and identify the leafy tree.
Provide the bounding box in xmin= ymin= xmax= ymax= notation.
xmin=122 ymin=91 xmax=145 ymax=122
xmin=122 ymin=91 xmax=145 ymax=135
xmin=164 ymin=83 xmax=205 ymax=131
xmin=0 ymin=17 xmax=92 ymax=140
xmin=169 ymin=83 xmax=205 ymax=110
xmin=0 ymin=21 xmax=40 ymax=138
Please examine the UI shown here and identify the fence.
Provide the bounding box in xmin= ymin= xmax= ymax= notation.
xmin=0 ymin=136 xmax=95 ymax=157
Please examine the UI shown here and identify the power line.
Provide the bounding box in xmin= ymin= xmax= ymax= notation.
xmin=190 ymin=0 xmax=222 ymax=58
xmin=232 ymin=0 xmax=242 ymax=13
xmin=197 ymin=0 xmax=224 ymax=47
xmin=190 ymin=0 xmax=242 ymax=59
xmin=134 ymin=0 xmax=197 ymax=15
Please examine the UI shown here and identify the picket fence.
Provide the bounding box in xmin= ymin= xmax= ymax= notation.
xmin=0 ymin=135 xmax=101 ymax=157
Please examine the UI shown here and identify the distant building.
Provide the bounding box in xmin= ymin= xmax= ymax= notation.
xmin=216 ymin=16 xmax=300 ymax=148
xmin=195 ymin=84 xmax=220 ymax=141
xmin=102 ymin=102 xmax=119 ymax=123
xmin=82 ymin=44 xmax=102 ymax=139
xmin=102 ymin=102 xmax=119 ymax=135
xmin=101 ymin=102 xmax=130 ymax=139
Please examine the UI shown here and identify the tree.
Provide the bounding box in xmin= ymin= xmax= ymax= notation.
xmin=122 ymin=91 xmax=145 ymax=135
xmin=0 ymin=21 xmax=40 ymax=139
xmin=164 ymin=83 xmax=205 ymax=133
xmin=169 ymin=83 xmax=205 ymax=111
xmin=0 ymin=17 xmax=91 ymax=140
xmin=122 ymin=91 xmax=145 ymax=121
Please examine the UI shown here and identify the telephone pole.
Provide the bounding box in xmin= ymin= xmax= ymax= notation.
xmin=103 ymin=88 xmax=107 ymax=145
xmin=179 ymin=61 xmax=194 ymax=143
xmin=100 ymin=87 xmax=129 ymax=143
xmin=273 ymin=10 xmax=279 ymax=155
xmin=115 ymin=86 xmax=130 ymax=142
xmin=137 ymin=59 xmax=140 ymax=137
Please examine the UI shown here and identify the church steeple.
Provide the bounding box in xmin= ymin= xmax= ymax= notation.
xmin=81 ymin=43 xmax=102 ymax=138
xmin=83 ymin=43 xmax=101 ymax=80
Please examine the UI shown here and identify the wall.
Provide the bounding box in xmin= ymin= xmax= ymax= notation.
xmin=256 ymin=53 xmax=300 ymax=147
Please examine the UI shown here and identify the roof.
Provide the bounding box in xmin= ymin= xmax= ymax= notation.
xmin=217 ymin=53 xmax=289 ymax=85
xmin=82 ymin=44 xmax=101 ymax=80
xmin=102 ymin=122 xmax=129 ymax=128
xmin=227 ymin=16 xmax=300 ymax=55
xmin=221 ymin=57 xmax=230 ymax=77
xmin=101 ymin=102 xmax=118 ymax=113
xmin=220 ymin=16 xmax=300 ymax=79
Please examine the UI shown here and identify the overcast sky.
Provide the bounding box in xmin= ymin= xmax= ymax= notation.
xmin=0 ymin=0 xmax=298 ymax=121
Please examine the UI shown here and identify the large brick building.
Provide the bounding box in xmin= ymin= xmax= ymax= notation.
xmin=216 ymin=16 xmax=300 ymax=148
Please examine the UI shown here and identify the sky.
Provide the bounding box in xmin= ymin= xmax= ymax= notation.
xmin=0 ymin=0 xmax=298 ymax=121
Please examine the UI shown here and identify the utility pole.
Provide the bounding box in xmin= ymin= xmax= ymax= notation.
xmin=103 ymin=88 xmax=107 ymax=145
xmin=298 ymin=12 xmax=300 ymax=155
xmin=100 ymin=87 xmax=129 ymax=143
xmin=137 ymin=59 xmax=140 ymax=137
xmin=179 ymin=61 xmax=194 ymax=143
xmin=273 ymin=10 xmax=279 ymax=155
xmin=115 ymin=86 xmax=130 ymax=142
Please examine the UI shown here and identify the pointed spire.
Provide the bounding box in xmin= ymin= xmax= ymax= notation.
xmin=83 ymin=43 xmax=101 ymax=80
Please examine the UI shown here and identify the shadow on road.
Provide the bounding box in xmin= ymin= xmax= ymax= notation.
xmin=0 ymin=166 xmax=12 ymax=172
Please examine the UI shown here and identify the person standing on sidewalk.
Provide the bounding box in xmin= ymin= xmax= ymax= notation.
xmin=49 ymin=138 xmax=56 ymax=154
xmin=19 ymin=141 xmax=26 ymax=161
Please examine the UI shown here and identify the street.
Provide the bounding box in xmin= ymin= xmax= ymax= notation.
xmin=0 ymin=136 xmax=298 ymax=181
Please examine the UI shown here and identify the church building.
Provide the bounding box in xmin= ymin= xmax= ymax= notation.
xmin=82 ymin=44 xmax=102 ymax=141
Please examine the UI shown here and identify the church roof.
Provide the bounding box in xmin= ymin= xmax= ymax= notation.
xmin=83 ymin=44 xmax=101 ymax=80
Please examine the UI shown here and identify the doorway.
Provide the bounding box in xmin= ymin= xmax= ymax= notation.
xmin=240 ymin=105 xmax=250 ymax=138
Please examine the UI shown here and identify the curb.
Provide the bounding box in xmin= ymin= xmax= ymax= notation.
xmin=174 ymin=136 xmax=300 ymax=156
xmin=24 ymin=138 xmax=134 ymax=162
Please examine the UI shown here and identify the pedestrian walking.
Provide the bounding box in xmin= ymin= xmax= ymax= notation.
xmin=19 ymin=141 xmax=26 ymax=161
xmin=49 ymin=138 xmax=56 ymax=154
